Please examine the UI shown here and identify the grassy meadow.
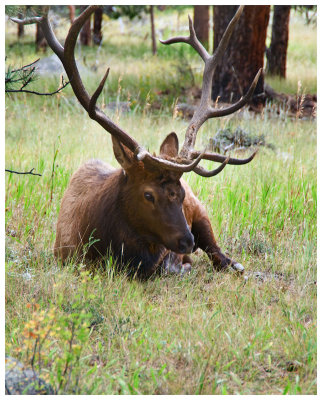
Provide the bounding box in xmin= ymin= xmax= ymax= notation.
xmin=5 ymin=8 xmax=316 ymax=395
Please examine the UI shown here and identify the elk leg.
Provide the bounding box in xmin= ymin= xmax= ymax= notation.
xmin=191 ymin=217 xmax=244 ymax=273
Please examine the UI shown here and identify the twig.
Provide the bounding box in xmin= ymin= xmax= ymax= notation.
xmin=30 ymin=336 xmax=39 ymax=377
xmin=5 ymin=168 xmax=42 ymax=176
xmin=5 ymin=67 xmax=35 ymax=84
xmin=20 ymin=76 xmax=33 ymax=90
xmin=5 ymin=80 xmax=70 ymax=96
xmin=11 ymin=58 xmax=40 ymax=73
xmin=57 ymin=321 xmax=75 ymax=393
xmin=6 ymin=59 xmax=38 ymax=91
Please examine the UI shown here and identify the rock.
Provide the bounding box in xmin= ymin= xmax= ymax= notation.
xmin=36 ymin=54 xmax=64 ymax=76
xmin=36 ymin=54 xmax=89 ymax=76
xmin=5 ymin=356 xmax=54 ymax=395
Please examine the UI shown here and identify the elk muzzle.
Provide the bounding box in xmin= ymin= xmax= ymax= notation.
xmin=177 ymin=231 xmax=194 ymax=254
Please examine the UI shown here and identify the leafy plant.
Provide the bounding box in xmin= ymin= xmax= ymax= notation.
xmin=9 ymin=272 xmax=94 ymax=394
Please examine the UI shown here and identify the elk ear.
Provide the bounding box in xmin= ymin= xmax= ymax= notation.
xmin=159 ymin=132 xmax=179 ymax=158
xmin=112 ymin=137 xmax=135 ymax=170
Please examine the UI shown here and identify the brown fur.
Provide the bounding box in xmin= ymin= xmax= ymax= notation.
xmin=54 ymin=133 xmax=238 ymax=277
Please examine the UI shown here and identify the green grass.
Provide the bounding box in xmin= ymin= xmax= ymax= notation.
xmin=5 ymin=9 xmax=316 ymax=395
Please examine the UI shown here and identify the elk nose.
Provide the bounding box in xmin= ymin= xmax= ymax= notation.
xmin=177 ymin=232 xmax=194 ymax=254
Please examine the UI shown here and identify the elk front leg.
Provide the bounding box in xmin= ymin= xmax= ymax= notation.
xmin=191 ymin=216 xmax=244 ymax=273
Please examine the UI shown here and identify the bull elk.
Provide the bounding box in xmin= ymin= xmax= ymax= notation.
xmin=12 ymin=6 xmax=260 ymax=277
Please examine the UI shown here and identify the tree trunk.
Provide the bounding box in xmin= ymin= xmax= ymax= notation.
xmin=266 ymin=6 xmax=291 ymax=78
xmin=35 ymin=23 xmax=47 ymax=52
xmin=17 ymin=12 xmax=24 ymax=37
xmin=193 ymin=6 xmax=209 ymax=51
xmin=68 ymin=5 xmax=75 ymax=23
xmin=212 ymin=5 xmax=270 ymax=106
xmin=150 ymin=6 xmax=157 ymax=55
xmin=80 ymin=5 xmax=91 ymax=46
xmin=93 ymin=7 xmax=103 ymax=45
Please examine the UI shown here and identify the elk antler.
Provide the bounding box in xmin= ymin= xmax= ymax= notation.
xmin=160 ymin=5 xmax=261 ymax=175
xmin=11 ymin=5 xmax=258 ymax=177
xmin=11 ymin=6 xmax=210 ymax=174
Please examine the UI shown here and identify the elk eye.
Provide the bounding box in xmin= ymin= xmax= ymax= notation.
xmin=144 ymin=192 xmax=154 ymax=203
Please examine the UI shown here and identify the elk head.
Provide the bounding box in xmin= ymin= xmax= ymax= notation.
xmin=112 ymin=133 xmax=194 ymax=254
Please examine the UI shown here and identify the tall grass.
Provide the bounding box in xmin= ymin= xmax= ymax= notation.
xmin=5 ymin=9 xmax=316 ymax=395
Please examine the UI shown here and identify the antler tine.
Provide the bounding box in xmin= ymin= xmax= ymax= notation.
xmin=160 ymin=15 xmax=209 ymax=62
xmin=208 ymin=68 xmax=262 ymax=118
xmin=60 ymin=5 xmax=99 ymax=110
xmin=89 ymin=67 xmax=110 ymax=118
xmin=135 ymin=147 xmax=206 ymax=173
xmin=11 ymin=8 xmax=64 ymax=59
xmin=161 ymin=6 xmax=246 ymax=159
xmin=193 ymin=156 xmax=230 ymax=177
xmin=191 ymin=148 xmax=258 ymax=165
xmin=41 ymin=6 xmax=141 ymax=153
xmin=11 ymin=15 xmax=43 ymax=25
xmin=208 ymin=6 xmax=244 ymax=72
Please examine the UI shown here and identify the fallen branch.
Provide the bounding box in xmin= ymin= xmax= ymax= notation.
xmin=5 ymin=80 xmax=70 ymax=96
xmin=5 ymin=168 xmax=42 ymax=176
xmin=6 ymin=58 xmax=70 ymax=96
xmin=10 ymin=58 xmax=40 ymax=73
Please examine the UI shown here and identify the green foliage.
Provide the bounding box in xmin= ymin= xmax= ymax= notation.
xmin=7 ymin=271 xmax=94 ymax=394
xmin=5 ymin=5 xmax=47 ymax=19
xmin=5 ymin=59 xmax=39 ymax=92
xmin=105 ymin=5 xmax=149 ymax=20
xmin=292 ymin=5 xmax=317 ymax=25
xmin=5 ymin=6 xmax=22 ymax=17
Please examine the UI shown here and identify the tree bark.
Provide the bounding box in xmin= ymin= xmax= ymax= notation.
xmin=212 ymin=5 xmax=270 ymax=106
xmin=35 ymin=23 xmax=47 ymax=52
xmin=17 ymin=12 xmax=24 ymax=37
xmin=68 ymin=5 xmax=75 ymax=23
xmin=150 ymin=6 xmax=157 ymax=55
xmin=193 ymin=6 xmax=209 ymax=51
xmin=93 ymin=7 xmax=103 ymax=45
xmin=266 ymin=6 xmax=291 ymax=78
xmin=80 ymin=5 xmax=91 ymax=46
